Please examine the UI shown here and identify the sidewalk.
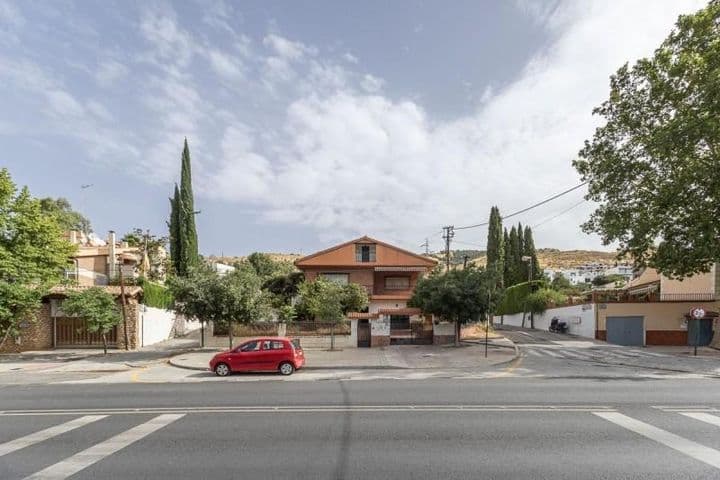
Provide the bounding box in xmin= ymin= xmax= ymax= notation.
xmin=170 ymin=339 xmax=518 ymax=371
xmin=0 ymin=337 xmax=201 ymax=373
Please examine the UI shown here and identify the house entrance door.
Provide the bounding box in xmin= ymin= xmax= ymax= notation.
xmin=357 ymin=320 xmax=370 ymax=347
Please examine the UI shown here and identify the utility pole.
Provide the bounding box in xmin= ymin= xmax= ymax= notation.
xmin=118 ymin=262 xmax=130 ymax=351
xmin=442 ymin=226 xmax=454 ymax=272
xmin=420 ymin=238 xmax=430 ymax=255
xmin=463 ymin=255 xmax=469 ymax=269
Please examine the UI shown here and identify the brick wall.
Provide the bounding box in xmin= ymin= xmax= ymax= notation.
xmin=116 ymin=298 xmax=140 ymax=350
xmin=0 ymin=303 xmax=54 ymax=353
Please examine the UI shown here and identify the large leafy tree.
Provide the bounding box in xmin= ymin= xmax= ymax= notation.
xmin=485 ymin=206 xmax=504 ymax=289
xmin=39 ymin=197 xmax=92 ymax=234
xmin=574 ymin=1 xmax=720 ymax=278
xmin=297 ymin=278 xmax=368 ymax=349
xmin=0 ymin=169 xmax=76 ymax=348
xmin=168 ymin=139 xmax=200 ymax=276
xmin=61 ymin=287 xmax=122 ymax=355
xmin=168 ymin=266 xmax=268 ymax=348
xmin=409 ymin=266 xmax=496 ymax=345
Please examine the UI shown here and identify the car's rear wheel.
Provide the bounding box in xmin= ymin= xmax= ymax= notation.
xmin=214 ymin=363 xmax=230 ymax=377
xmin=279 ymin=362 xmax=294 ymax=376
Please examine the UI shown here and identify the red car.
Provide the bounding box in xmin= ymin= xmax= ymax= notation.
xmin=209 ymin=337 xmax=305 ymax=376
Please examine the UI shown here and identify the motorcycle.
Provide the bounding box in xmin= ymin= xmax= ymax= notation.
xmin=549 ymin=317 xmax=569 ymax=334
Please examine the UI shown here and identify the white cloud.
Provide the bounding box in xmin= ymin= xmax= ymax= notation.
xmin=207 ymin=49 xmax=244 ymax=80
xmin=45 ymin=90 xmax=85 ymax=117
xmin=199 ymin=0 xmax=705 ymax=250
xmin=95 ymin=60 xmax=128 ymax=87
xmin=263 ymin=33 xmax=317 ymax=60
xmin=360 ymin=74 xmax=384 ymax=93
xmin=342 ymin=52 xmax=358 ymax=64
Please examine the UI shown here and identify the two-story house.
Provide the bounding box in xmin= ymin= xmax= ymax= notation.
xmin=295 ymin=236 xmax=440 ymax=347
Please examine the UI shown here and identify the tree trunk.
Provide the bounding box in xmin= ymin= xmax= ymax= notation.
xmin=455 ymin=321 xmax=461 ymax=346
xmin=228 ymin=321 xmax=233 ymax=350
xmin=201 ymin=321 xmax=205 ymax=347
xmin=330 ymin=323 xmax=335 ymax=351
xmin=102 ymin=333 xmax=108 ymax=355
xmin=521 ymin=310 xmax=527 ymax=328
xmin=530 ymin=312 xmax=535 ymax=329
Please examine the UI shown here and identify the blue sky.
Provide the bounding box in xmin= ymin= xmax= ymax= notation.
xmin=0 ymin=0 xmax=704 ymax=256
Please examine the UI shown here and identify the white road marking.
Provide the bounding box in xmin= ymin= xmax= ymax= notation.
xmin=0 ymin=405 xmax=616 ymax=417
xmin=0 ymin=415 xmax=106 ymax=457
xmin=594 ymin=412 xmax=720 ymax=470
xmin=22 ymin=414 xmax=184 ymax=480
xmin=680 ymin=412 xmax=720 ymax=428
xmin=630 ymin=349 xmax=666 ymax=357
xmin=559 ymin=350 xmax=593 ymax=361
xmin=540 ymin=350 xmax=564 ymax=358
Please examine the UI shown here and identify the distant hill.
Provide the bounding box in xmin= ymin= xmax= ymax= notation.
xmin=464 ymin=248 xmax=622 ymax=269
xmin=207 ymin=253 xmax=302 ymax=266
xmin=207 ymin=248 xmax=623 ymax=271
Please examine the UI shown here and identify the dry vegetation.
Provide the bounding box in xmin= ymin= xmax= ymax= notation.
xmin=469 ymin=248 xmax=624 ymax=269
xmin=207 ymin=253 xmax=302 ymax=265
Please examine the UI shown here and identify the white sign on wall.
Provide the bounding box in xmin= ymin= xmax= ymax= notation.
xmin=371 ymin=317 xmax=390 ymax=336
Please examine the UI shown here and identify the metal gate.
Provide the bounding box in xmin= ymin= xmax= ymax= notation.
xmin=357 ymin=320 xmax=370 ymax=347
xmin=688 ymin=318 xmax=714 ymax=346
xmin=56 ymin=317 xmax=118 ymax=347
xmin=606 ymin=316 xmax=644 ymax=346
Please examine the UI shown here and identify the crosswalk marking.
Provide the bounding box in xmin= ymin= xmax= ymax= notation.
xmin=680 ymin=412 xmax=720 ymax=428
xmin=0 ymin=415 xmax=106 ymax=457
xmin=22 ymin=413 xmax=184 ymax=480
xmin=594 ymin=412 xmax=720 ymax=470
xmin=523 ymin=346 xmax=669 ymax=362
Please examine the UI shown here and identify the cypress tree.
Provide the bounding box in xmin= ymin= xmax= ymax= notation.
xmin=523 ymin=225 xmax=541 ymax=281
xmin=485 ymin=206 xmax=504 ymax=288
xmin=179 ymin=139 xmax=199 ymax=270
xmin=167 ymin=139 xmax=200 ymax=276
xmin=517 ymin=222 xmax=527 ymax=282
xmin=503 ymin=228 xmax=512 ymax=286
xmin=508 ymin=226 xmax=521 ymax=286
xmin=168 ymin=184 xmax=181 ymax=275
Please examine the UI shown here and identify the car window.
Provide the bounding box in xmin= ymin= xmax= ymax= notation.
xmin=261 ymin=340 xmax=273 ymax=350
xmin=240 ymin=341 xmax=260 ymax=352
xmin=270 ymin=341 xmax=286 ymax=350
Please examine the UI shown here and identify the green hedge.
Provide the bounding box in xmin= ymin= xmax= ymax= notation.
xmin=497 ymin=280 xmax=546 ymax=315
xmin=138 ymin=278 xmax=174 ymax=310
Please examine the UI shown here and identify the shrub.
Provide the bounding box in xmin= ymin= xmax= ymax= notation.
xmin=138 ymin=278 xmax=174 ymax=309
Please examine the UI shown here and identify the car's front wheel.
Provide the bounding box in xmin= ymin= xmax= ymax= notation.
xmin=278 ymin=362 xmax=295 ymax=376
xmin=214 ymin=363 xmax=230 ymax=377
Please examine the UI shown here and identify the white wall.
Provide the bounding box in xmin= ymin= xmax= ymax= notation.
xmin=368 ymin=300 xmax=407 ymax=313
xmin=139 ymin=306 xmax=177 ymax=347
xmin=497 ymin=304 xmax=596 ymax=339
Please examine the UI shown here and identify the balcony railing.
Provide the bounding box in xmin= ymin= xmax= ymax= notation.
xmin=592 ymin=290 xmax=716 ymax=303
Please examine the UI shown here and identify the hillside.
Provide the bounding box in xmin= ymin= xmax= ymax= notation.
xmin=207 ymin=248 xmax=623 ymax=271
xmin=467 ymin=248 xmax=622 ymax=269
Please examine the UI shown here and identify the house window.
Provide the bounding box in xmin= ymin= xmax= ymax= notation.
xmin=385 ymin=276 xmax=410 ymax=290
xmin=319 ymin=273 xmax=349 ymax=285
xmin=355 ymin=244 xmax=376 ymax=262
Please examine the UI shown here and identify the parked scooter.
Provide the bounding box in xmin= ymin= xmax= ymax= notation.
xmin=549 ymin=317 xmax=569 ymax=334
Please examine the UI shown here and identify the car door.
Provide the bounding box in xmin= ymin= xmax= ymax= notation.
xmin=230 ymin=340 xmax=262 ymax=371
xmin=258 ymin=340 xmax=279 ymax=371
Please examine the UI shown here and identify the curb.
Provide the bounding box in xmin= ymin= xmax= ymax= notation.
xmin=486 ymin=339 xmax=521 ymax=368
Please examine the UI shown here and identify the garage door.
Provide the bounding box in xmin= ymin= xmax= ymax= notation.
xmin=606 ymin=316 xmax=644 ymax=346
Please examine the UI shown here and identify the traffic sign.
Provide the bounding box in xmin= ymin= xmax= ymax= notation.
xmin=690 ymin=307 xmax=706 ymax=319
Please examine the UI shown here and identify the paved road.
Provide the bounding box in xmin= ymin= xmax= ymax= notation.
xmin=2 ymin=328 xmax=719 ymax=479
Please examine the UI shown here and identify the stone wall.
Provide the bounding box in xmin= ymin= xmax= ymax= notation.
xmin=0 ymin=303 xmax=54 ymax=353
xmin=116 ymin=298 xmax=139 ymax=350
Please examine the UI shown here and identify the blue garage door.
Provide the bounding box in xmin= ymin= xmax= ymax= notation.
xmin=606 ymin=316 xmax=644 ymax=346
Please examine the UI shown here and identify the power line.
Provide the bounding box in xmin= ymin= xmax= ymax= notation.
xmin=454 ymin=182 xmax=588 ymax=231
xmin=532 ymin=199 xmax=588 ymax=229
